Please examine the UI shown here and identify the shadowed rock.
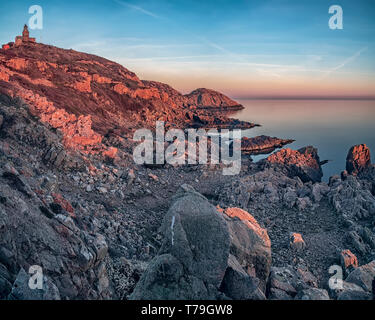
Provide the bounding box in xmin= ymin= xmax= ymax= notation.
xmin=231 ymin=135 xmax=294 ymax=155
xmin=346 ymin=260 xmax=375 ymax=292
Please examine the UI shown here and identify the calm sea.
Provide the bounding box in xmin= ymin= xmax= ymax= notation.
xmin=232 ymin=99 xmax=375 ymax=180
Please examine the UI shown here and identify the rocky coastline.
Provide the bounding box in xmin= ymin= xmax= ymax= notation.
xmin=0 ymin=41 xmax=374 ymax=301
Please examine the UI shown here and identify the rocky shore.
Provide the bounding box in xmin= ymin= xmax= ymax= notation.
xmin=0 ymin=41 xmax=374 ymax=300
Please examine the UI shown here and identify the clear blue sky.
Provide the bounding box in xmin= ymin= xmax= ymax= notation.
xmin=1 ymin=0 xmax=374 ymax=98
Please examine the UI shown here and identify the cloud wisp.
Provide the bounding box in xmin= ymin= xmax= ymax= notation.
xmin=113 ymin=0 xmax=162 ymax=20
xmin=320 ymin=47 xmax=368 ymax=79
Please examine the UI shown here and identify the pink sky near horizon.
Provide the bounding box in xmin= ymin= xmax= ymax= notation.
xmin=126 ymin=63 xmax=375 ymax=99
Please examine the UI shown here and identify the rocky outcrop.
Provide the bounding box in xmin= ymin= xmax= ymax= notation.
xmin=218 ymin=167 xmax=324 ymax=211
xmin=0 ymin=97 xmax=148 ymax=300
xmin=185 ymin=88 xmax=243 ymax=110
xmin=130 ymin=185 xmax=271 ymax=300
xmin=232 ymin=135 xmax=294 ymax=155
xmin=346 ymin=144 xmax=371 ymax=175
xmin=129 ymin=184 xmax=231 ymax=299
xmin=340 ymin=250 xmax=358 ymax=275
xmin=327 ymin=170 xmax=375 ymax=259
xmin=0 ymin=42 xmax=254 ymax=149
xmin=329 ymin=259 xmax=375 ymax=300
xmin=265 ymin=146 xmax=325 ymax=183
xmin=0 ymin=164 xmax=111 ymax=299
xmin=345 ymin=260 xmax=375 ymax=293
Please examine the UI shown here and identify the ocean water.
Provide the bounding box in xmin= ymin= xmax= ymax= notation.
xmin=231 ymin=99 xmax=375 ymax=180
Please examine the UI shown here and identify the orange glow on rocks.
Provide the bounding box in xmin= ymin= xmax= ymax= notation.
xmin=223 ymin=207 xmax=271 ymax=247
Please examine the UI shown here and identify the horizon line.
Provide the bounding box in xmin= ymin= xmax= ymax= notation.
xmin=233 ymin=96 xmax=375 ymax=101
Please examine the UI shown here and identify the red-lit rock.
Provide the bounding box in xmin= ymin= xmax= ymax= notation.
xmin=346 ymin=144 xmax=371 ymax=175
xmin=290 ymin=232 xmax=306 ymax=252
xmin=186 ymin=88 xmax=243 ymax=110
xmin=266 ymin=146 xmax=324 ymax=182
xmin=222 ymin=207 xmax=271 ymax=291
xmin=340 ymin=249 xmax=358 ymax=272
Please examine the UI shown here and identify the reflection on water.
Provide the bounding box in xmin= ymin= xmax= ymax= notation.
xmin=232 ymin=99 xmax=375 ymax=180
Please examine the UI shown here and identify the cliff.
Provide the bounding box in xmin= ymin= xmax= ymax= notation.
xmin=0 ymin=43 xmax=253 ymax=156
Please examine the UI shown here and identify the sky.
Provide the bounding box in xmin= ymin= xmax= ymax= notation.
xmin=0 ymin=0 xmax=374 ymax=98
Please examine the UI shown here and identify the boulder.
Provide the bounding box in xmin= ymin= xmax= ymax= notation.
xmin=340 ymin=249 xmax=358 ymax=275
xmin=329 ymin=280 xmax=367 ymax=300
xmin=130 ymin=185 xmax=230 ymax=299
xmin=290 ymin=233 xmax=306 ymax=252
xmin=296 ymin=197 xmax=312 ymax=211
xmin=128 ymin=254 xmax=214 ymax=300
xmin=266 ymin=146 xmax=324 ymax=183
xmin=328 ymin=173 xmax=375 ymax=223
xmin=311 ymin=183 xmax=329 ymax=202
xmin=345 ymin=260 xmax=375 ymax=292
xmin=130 ymin=186 xmax=272 ymax=300
xmin=158 ymin=185 xmax=230 ymax=288
xmin=346 ymin=144 xmax=371 ymax=175
xmin=221 ymin=207 xmax=271 ymax=291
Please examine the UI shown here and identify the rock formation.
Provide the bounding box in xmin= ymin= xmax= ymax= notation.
xmin=236 ymin=135 xmax=294 ymax=155
xmin=346 ymin=144 xmax=371 ymax=175
xmin=0 ymin=39 xmax=254 ymax=157
xmin=185 ymin=88 xmax=243 ymax=110
xmin=130 ymin=185 xmax=270 ymax=300
xmin=265 ymin=146 xmax=325 ymax=182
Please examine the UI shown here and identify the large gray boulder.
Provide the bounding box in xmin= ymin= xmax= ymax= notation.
xmin=130 ymin=185 xmax=272 ymax=300
xmin=159 ymin=185 xmax=230 ymax=288
xmin=130 ymin=185 xmax=230 ymax=299
xmin=128 ymin=254 xmax=213 ymax=300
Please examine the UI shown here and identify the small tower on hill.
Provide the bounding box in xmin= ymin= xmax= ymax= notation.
xmin=3 ymin=24 xmax=37 ymax=49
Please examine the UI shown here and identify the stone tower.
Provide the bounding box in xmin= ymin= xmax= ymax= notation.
xmin=22 ymin=24 xmax=29 ymax=41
